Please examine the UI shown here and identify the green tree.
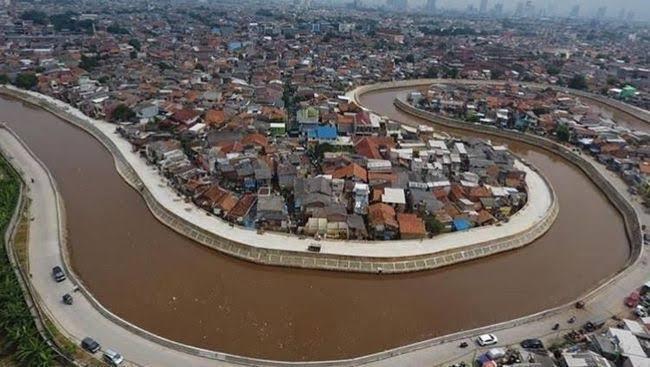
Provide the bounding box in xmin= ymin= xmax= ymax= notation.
xmin=546 ymin=64 xmax=561 ymax=76
xmin=111 ymin=104 xmax=135 ymax=122
xmin=423 ymin=214 xmax=444 ymax=235
xmin=107 ymin=24 xmax=129 ymax=34
xmin=445 ymin=67 xmax=459 ymax=79
xmin=128 ymin=38 xmax=141 ymax=51
xmin=0 ymin=74 xmax=9 ymax=84
xmin=640 ymin=182 xmax=650 ymax=208
xmin=556 ymin=124 xmax=571 ymax=142
xmin=14 ymin=73 xmax=38 ymax=90
xmin=568 ymin=74 xmax=588 ymax=90
xmin=79 ymin=55 xmax=99 ymax=71
xmin=491 ymin=69 xmax=504 ymax=80
xmin=606 ymin=76 xmax=619 ymax=86
xmin=20 ymin=10 xmax=48 ymax=25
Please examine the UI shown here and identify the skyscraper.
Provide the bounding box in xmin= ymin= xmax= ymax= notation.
xmin=479 ymin=0 xmax=488 ymax=14
xmin=426 ymin=0 xmax=436 ymax=14
xmin=569 ymin=4 xmax=579 ymax=18
xmin=595 ymin=6 xmax=607 ymax=19
xmin=524 ymin=0 xmax=535 ymax=18
xmin=387 ymin=0 xmax=407 ymax=12
xmin=493 ymin=2 xmax=503 ymax=17
xmin=514 ymin=1 xmax=524 ymax=17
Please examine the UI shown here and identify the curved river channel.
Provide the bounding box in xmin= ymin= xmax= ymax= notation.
xmin=0 ymin=86 xmax=632 ymax=361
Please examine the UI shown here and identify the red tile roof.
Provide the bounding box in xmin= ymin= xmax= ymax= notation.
xmin=332 ymin=163 xmax=367 ymax=182
xmin=397 ymin=213 xmax=426 ymax=237
xmin=368 ymin=203 xmax=398 ymax=228
xmin=204 ymin=109 xmax=226 ymax=125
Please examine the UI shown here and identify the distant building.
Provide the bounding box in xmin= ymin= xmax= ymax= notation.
xmin=479 ymin=0 xmax=488 ymax=14
xmin=569 ymin=4 xmax=580 ymax=18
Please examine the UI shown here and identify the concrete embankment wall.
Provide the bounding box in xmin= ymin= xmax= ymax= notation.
xmin=392 ymin=98 xmax=642 ymax=268
xmin=0 ymin=86 xmax=556 ymax=274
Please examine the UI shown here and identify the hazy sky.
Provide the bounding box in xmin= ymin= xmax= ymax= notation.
xmin=400 ymin=0 xmax=650 ymax=20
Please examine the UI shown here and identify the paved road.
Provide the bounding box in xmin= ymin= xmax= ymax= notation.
xmin=0 ymin=118 xmax=647 ymax=367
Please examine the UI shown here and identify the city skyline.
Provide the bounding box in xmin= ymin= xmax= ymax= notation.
xmin=351 ymin=0 xmax=650 ymax=20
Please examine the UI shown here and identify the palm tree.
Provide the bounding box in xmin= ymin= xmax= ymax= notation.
xmin=15 ymin=336 xmax=54 ymax=366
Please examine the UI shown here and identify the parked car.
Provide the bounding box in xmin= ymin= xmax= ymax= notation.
xmin=62 ymin=293 xmax=73 ymax=305
xmin=80 ymin=337 xmax=101 ymax=353
xmin=52 ymin=266 xmax=66 ymax=282
xmin=103 ymin=349 xmax=124 ymax=366
xmin=520 ymin=338 xmax=544 ymax=349
xmin=625 ymin=291 xmax=641 ymax=307
xmin=477 ymin=334 xmax=498 ymax=346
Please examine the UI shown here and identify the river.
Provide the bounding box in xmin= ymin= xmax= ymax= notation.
xmin=0 ymin=87 xmax=630 ymax=361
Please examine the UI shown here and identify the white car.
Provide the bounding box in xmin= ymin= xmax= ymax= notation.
xmin=103 ymin=349 xmax=124 ymax=366
xmin=635 ymin=305 xmax=648 ymax=318
xmin=477 ymin=334 xmax=499 ymax=346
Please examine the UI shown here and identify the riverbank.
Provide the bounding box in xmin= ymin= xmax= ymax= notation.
xmin=0 ymin=85 xmax=557 ymax=273
xmin=0 ymin=85 xmax=646 ymax=367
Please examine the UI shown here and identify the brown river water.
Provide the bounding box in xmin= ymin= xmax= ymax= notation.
xmin=0 ymin=88 xmax=631 ymax=361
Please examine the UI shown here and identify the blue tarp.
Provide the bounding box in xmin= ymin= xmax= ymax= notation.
xmin=453 ymin=218 xmax=471 ymax=231
xmin=228 ymin=42 xmax=243 ymax=51
xmin=308 ymin=126 xmax=337 ymax=140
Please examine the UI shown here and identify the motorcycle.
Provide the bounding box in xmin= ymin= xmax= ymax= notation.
xmin=459 ymin=342 xmax=468 ymax=348
xmin=552 ymin=323 xmax=560 ymax=331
